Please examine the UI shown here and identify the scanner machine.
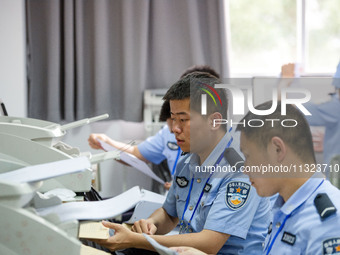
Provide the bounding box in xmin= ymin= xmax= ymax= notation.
xmin=0 ymin=114 xmax=119 ymax=192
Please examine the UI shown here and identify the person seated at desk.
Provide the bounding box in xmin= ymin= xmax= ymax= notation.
xmin=87 ymin=72 xmax=271 ymax=254
xmin=171 ymin=101 xmax=340 ymax=255
xmin=88 ymin=98 xmax=179 ymax=192
xmin=88 ymin=65 xmax=221 ymax=191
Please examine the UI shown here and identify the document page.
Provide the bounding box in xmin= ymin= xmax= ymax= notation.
xmin=78 ymin=221 xmax=110 ymax=239
xmin=37 ymin=186 xmax=141 ymax=222
xmin=0 ymin=157 xmax=90 ymax=183
xmin=80 ymin=244 xmax=110 ymax=255
xmin=143 ymin=234 xmax=178 ymax=255
xmin=97 ymin=139 xmax=165 ymax=184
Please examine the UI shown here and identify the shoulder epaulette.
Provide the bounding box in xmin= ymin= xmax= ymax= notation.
xmin=314 ymin=193 xmax=337 ymax=220
xmin=224 ymin=148 xmax=244 ymax=169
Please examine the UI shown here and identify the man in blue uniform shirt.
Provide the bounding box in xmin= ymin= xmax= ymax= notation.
xmin=88 ymin=65 xmax=221 ymax=190
xmin=303 ymin=61 xmax=340 ymax=166
xmin=88 ymin=100 xmax=180 ymax=174
xmin=281 ymin=61 xmax=340 ymax=166
xmin=172 ymin=101 xmax=340 ymax=255
xmin=89 ymin=72 xmax=271 ymax=254
xmin=237 ymin=101 xmax=340 ymax=255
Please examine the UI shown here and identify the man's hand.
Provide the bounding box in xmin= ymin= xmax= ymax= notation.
xmin=170 ymin=247 xmax=208 ymax=255
xmin=281 ymin=63 xmax=295 ymax=78
xmin=131 ymin=219 xmax=157 ymax=235
xmin=164 ymin=182 xmax=172 ymax=190
xmin=89 ymin=221 xmax=139 ymax=251
xmin=88 ymin=133 xmax=110 ymax=150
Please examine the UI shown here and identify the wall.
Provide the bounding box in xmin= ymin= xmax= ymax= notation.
xmin=0 ymin=0 xmax=26 ymax=117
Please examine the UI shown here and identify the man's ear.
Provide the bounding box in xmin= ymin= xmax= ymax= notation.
xmin=269 ymin=136 xmax=287 ymax=162
xmin=208 ymin=112 xmax=223 ymax=130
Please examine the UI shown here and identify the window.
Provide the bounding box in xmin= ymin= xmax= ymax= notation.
xmin=305 ymin=0 xmax=340 ymax=73
xmin=226 ymin=0 xmax=340 ymax=76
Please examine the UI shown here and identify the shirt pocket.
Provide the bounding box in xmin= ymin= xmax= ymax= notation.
xmin=267 ymin=244 xmax=301 ymax=255
xmin=175 ymin=188 xmax=189 ymax=217
xmin=201 ymin=192 xmax=218 ymax=208
xmin=196 ymin=192 xmax=218 ymax=228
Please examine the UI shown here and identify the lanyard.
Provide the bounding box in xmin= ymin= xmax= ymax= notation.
xmin=179 ymin=135 xmax=233 ymax=234
xmin=265 ymin=179 xmax=325 ymax=254
xmin=171 ymin=147 xmax=181 ymax=176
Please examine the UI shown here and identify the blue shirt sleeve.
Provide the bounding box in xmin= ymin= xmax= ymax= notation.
xmin=203 ymin=179 xmax=261 ymax=239
xmin=304 ymin=97 xmax=340 ymax=127
xmin=162 ymin=182 xmax=178 ymax=218
xmin=137 ymin=126 xmax=168 ymax=164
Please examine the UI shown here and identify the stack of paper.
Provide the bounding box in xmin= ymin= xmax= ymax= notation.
xmin=37 ymin=186 xmax=141 ymax=222
xmin=78 ymin=221 xmax=110 ymax=239
xmin=37 ymin=186 xmax=166 ymax=224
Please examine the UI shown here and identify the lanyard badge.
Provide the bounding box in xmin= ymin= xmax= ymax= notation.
xmin=179 ymin=135 xmax=233 ymax=234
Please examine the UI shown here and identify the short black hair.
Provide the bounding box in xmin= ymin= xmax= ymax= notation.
xmin=159 ymin=100 xmax=171 ymax=122
xmin=236 ymin=101 xmax=316 ymax=163
xmin=180 ymin=65 xmax=220 ymax=79
xmin=159 ymin=65 xmax=220 ymax=122
xmin=163 ymin=72 xmax=228 ymax=120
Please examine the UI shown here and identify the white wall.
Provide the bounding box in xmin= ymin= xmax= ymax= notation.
xmin=0 ymin=0 xmax=26 ymax=117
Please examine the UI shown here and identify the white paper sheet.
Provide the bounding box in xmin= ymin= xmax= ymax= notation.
xmin=78 ymin=221 xmax=110 ymax=239
xmin=97 ymin=139 xmax=165 ymax=185
xmin=124 ymin=189 xmax=166 ymax=224
xmin=143 ymin=234 xmax=178 ymax=255
xmin=120 ymin=152 xmax=165 ymax=185
xmin=97 ymin=138 xmax=119 ymax=152
xmin=37 ymin=186 xmax=142 ymax=222
xmin=0 ymin=157 xmax=90 ymax=183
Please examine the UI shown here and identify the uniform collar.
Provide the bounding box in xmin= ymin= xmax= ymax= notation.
xmin=188 ymin=132 xmax=232 ymax=172
xmin=279 ymin=172 xmax=325 ymax=215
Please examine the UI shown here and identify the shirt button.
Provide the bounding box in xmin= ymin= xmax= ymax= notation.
xmin=276 ymin=222 xmax=281 ymax=228
xmin=262 ymin=242 xmax=264 ymax=248
xmin=176 ymin=195 xmax=179 ymax=199
xmin=189 ymin=206 xmax=193 ymax=211
xmin=201 ymin=202 xmax=204 ymax=206
xmin=197 ymin=179 xmax=201 ymax=183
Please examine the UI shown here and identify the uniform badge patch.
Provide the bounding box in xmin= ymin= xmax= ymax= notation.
xmin=323 ymin=237 xmax=340 ymax=255
xmin=167 ymin=141 xmax=179 ymax=151
xmin=204 ymin=183 xmax=212 ymax=193
xmin=281 ymin=232 xmax=296 ymax=246
xmin=225 ymin=181 xmax=250 ymax=210
xmin=176 ymin=176 xmax=189 ymax=188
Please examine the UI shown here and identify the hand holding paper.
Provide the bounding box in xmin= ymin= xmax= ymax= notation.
xmin=97 ymin=139 xmax=165 ymax=185
xmin=87 ymin=221 xmax=138 ymax=252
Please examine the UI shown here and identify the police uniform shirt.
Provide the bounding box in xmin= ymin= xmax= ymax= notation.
xmin=263 ymin=174 xmax=340 ymax=255
xmin=163 ymin=132 xmax=272 ymax=254
xmin=304 ymin=95 xmax=340 ymax=165
xmin=138 ymin=125 xmax=180 ymax=171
